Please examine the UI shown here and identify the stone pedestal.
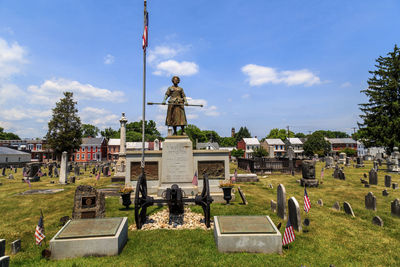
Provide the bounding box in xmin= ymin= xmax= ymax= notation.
xmin=59 ymin=151 xmax=68 ymax=184
xmin=114 ymin=113 xmax=128 ymax=179
xmin=300 ymin=160 xmax=319 ymax=187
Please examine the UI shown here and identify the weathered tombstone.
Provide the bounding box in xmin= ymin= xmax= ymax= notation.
xmin=72 ymin=185 xmax=105 ymax=219
xmin=270 ymin=200 xmax=277 ymax=212
xmin=338 ymin=169 xmax=346 ymax=180
xmin=0 ymin=239 xmax=5 ymax=257
xmin=343 ymin=202 xmax=355 ymax=217
xmin=48 ymin=164 xmax=53 ymax=177
xmin=11 ymin=239 xmax=21 ymax=254
xmin=8 ymin=174 xmax=14 ymax=180
xmin=277 ymin=184 xmax=286 ymax=219
xmin=26 ymin=163 xmax=40 ymax=182
xmin=54 ymin=167 xmax=59 ymax=177
xmin=391 ymin=199 xmax=400 ymax=217
xmin=300 ymin=160 xmax=318 ymax=187
xmin=14 ymin=167 xmax=17 ymax=173
xmin=288 ymin=197 xmax=301 ymax=232
xmin=84 ymin=163 xmax=87 ymax=172
xmin=237 ymin=186 xmax=248 ymax=205
xmin=0 ymin=256 xmax=10 ymax=267
xmin=372 ymin=216 xmax=383 ymax=227
xmin=373 ymin=160 xmax=378 ymax=171
xmin=333 ymin=165 xmax=339 ymax=178
xmin=1 ymin=168 xmax=5 ymax=176
xmin=317 ymin=199 xmax=323 ymax=206
xmin=364 ymin=184 xmax=370 ymax=188
xmin=365 ymin=192 xmax=377 ymax=211
xmin=345 ymin=157 xmax=351 ymax=166
xmin=338 ymin=152 xmax=346 ymax=164
xmin=356 ymin=157 xmax=364 ymax=168
xmin=325 ymin=156 xmax=334 ymax=168
xmin=392 ymin=183 xmax=399 ymax=190
xmin=59 ymin=151 xmax=68 ymax=184
xmin=382 ymin=189 xmax=389 ymax=196
xmin=68 ymin=164 xmax=73 ymax=172
xmin=369 ymin=168 xmax=378 ymax=185
xmin=385 ymin=175 xmax=392 ymax=187
xmin=332 ymin=201 xmax=340 ymax=211
xmin=74 ymin=166 xmax=80 ymax=176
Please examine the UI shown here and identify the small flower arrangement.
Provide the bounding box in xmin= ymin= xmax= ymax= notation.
xmin=119 ymin=185 xmax=134 ymax=194
xmin=219 ymin=180 xmax=234 ymax=188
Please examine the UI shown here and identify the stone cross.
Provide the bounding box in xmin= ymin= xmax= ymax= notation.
xmin=288 ymin=197 xmax=301 ymax=232
xmin=369 ymin=168 xmax=378 ymax=185
xmin=59 ymin=151 xmax=68 ymax=184
xmin=277 ymin=184 xmax=286 ymax=219
xmin=365 ymin=192 xmax=377 ymax=211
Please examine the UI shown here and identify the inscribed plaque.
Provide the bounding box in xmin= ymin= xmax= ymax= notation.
xmin=131 ymin=162 xmax=158 ymax=181
xmin=218 ymin=216 xmax=276 ymax=234
xmin=56 ymin=218 xmax=123 ymax=239
xmin=198 ymin=161 xmax=225 ymax=179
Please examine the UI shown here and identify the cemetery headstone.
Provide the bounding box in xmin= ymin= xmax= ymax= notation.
xmin=1 ymin=168 xmax=5 ymax=176
xmin=288 ymin=197 xmax=302 ymax=232
xmin=333 ymin=165 xmax=339 ymax=178
xmin=343 ymin=202 xmax=355 ymax=217
xmin=74 ymin=166 xmax=80 ymax=176
xmin=338 ymin=152 xmax=346 ymax=164
xmin=382 ymin=189 xmax=389 ymax=196
xmin=0 ymin=239 xmax=5 ymax=257
xmin=392 ymin=183 xmax=399 ymax=190
xmin=369 ymin=168 xmax=378 ymax=185
xmin=391 ymin=199 xmax=400 ymax=217
xmin=8 ymin=174 xmax=14 ymax=180
xmin=0 ymin=256 xmax=10 ymax=267
xmin=301 ymin=160 xmax=318 ymax=187
xmin=364 ymin=184 xmax=370 ymax=188
xmin=14 ymin=167 xmax=17 ymax=173
xmin=48 ymin=164 xmax=53 ymax=177
xmin=317 ymin=199 xmax=323 ymax=206
xmin=72 ymin=185 xmax=105 ymax=219
xmin=59 ymin=151 xmax=68 ymax=184
xmin=345 ymin=157 xmax=351 ymax=166
xmin=11 ymin=239 xmax=21 ymax=254
xmin=84 ymin=163 xmax=87 ymax=172
xmin=385 ymin=175 xmax=392 ymax=187
xmin=365 ymin=192 xmax=377 ymax=211
xmin=54 ymin=167 xmax=59 ymax=178
xmin=332 ymin=201 xmax=340 ymax=211
xmin=356 ymin=157 xmax=364 ymax=168
xmin=338 ymin=169 xmax=346 ymax=180
xmin=372 ymin=216 xmax=383 ymax=227
xmin=277 ymin=184 xmax=286 ymax=219
xmin=373 ymin=161 xmax=378 ymax=171
xmin=325 ymin=156 xmax=334 ymax=168
xmin=237 ymin=186 xmax=248 ymax=205
xmin=270 ymin=200 xmax=277 ymax=212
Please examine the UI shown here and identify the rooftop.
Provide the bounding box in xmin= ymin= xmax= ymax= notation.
xmin=327 ymin=138 xmax=357 ymax=144
xmin=263 ymin=139 xmax=285 ymax=145
xmin=82 ymin=137 xmax=105 ymax=145
xmin=242 ymin=138 xmax=260 ymax=145
xmin=286 ymin=138 xmax=303 ymax=145
xmin=0 ymin=147 xmax=31 ymax=155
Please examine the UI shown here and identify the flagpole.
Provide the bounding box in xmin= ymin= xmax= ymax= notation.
xmin=141 ymin=0 xmax=147 ymax=174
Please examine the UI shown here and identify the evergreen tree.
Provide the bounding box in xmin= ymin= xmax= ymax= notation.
xmin=101 ymin=127 xmax=119 ymax=140
xmin=46 ymin=92 xmax=82 ymax=157
xmin=234 ymin=126 xmax=251 ymax=142
xmin=358 ymin=45 xmax=400 ymax=152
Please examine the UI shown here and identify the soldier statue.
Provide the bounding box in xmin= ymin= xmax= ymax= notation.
xmin=162 ymin=76 xmax=188 ymax=135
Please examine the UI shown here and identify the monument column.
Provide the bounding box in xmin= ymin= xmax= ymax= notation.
xmin=59 ymin=151 xmax=68 ymax=184
xmin=115 ymin=113 xmax=128 ymax=179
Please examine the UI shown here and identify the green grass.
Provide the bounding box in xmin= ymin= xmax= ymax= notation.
xmin=1 ymin=162 xmax=400 ymax=266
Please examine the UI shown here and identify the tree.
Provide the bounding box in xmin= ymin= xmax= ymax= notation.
xmin=101 ymin=127 xmax=119 ymax=140
xmin=182 ymin=124 xmax=207 ymax=147
xmin=231 ymin=148 xmax=244 ymax=158
xmin=338 ymin=148 xmax=357 ymax=157
xmin=252 ymin=146 xmax=269 ymax=158
xmin=0 ymin=127 xmax=20 ymax=140
xmin=219 ymin=137 xmax=236 ymax=147
xmin=234 ymin=126 xmax=251 ymax=142
xmin=81 ymin=124 xmax=99 ymax=137
xmin=294 ymin=132 xmax=306 ymax=138
xmin=266 ymin=128 xmax=294 ymax=141
xmin=313 ymin=130 xmax=349 ymax=138
xmin=358 ymin=45 xmax=400 ymax=152
xmin=303 ymin=132 xmax=331 ymax=157
xmin=46 ymin=92 xmax=82 ymax=157
xmin=125 ymin=120 xmax=162 ymax=142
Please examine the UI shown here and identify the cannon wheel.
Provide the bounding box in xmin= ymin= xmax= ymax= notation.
xmin=195 ymin=174 xmax=214 ymax=228
xmin=134 ymin=172 xmax=150 ymax=229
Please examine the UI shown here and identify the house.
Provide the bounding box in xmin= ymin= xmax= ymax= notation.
xmin=0 ymin=139 xmax=55 ymax=162
xmin=261 ymin=139 xmax=286 ymax=157
xmin=237 ymin=138 xmax=260 ymax=159
xmin=327 ymin=138 xmax=357 ymax=153
xmin=284 ymin=138 xmax=304 ymax=158
xmin=73 ymin=137 xmax=107 ymax=162
xmin=108 ymin=139 xmax=162 ymax=160
xmin=108 ymin=139 xmax=121 ymax=161
xmin=0 ymin=147 xmax=31 ymax=166
xmin=196 ymin=142 xmax=220 ymax=150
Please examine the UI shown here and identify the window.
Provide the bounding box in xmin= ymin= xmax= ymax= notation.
xmin=5 ymin=157 xmax=8 ymax=162
xmin=28 ymin=144 xmax=33 ymax=150
xmin=82 ymin=154 xmax=85 ymax=160
xmin=76 ymin=154 xmax=80 ymax=160
xmin=37 ymin=144 xmax=42 ymax=150
xmin=275 ymin=145 xmax=278 ymax=150
xmin=82 ymin=147 xmax=85 ymax=152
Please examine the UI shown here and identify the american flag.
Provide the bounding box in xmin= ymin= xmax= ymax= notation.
xmin=96 ymin=172 xmax=100 ymax=181
xmin=192 ymin=170 xmax=198 ymax=186
xmin=304 ymin=187 xmax=311 ymax=213
xmin=282 ymin=218 xmax=295 ymax=246
xmin=25 ymin=179 xmax=31 ymax=188
xmin=142 ymin=9 xmax=148 ymax=50
xmin=35 ymin=214 xmax=45 ymax=245
xmin=231 ymin=169 xmax=237 ymax=183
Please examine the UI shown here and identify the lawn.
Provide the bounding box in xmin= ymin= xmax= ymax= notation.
xmin=0 ymin=161 xmax=399 ymax=266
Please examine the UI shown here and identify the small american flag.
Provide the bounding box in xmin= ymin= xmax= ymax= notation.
xmin=35 ymin=214 xmax=45 ymax=245
xmin=142 ymin=10 xmax=148 ymax=50
xmin=304 ymin=187 xmax=311 ymax=213
xmin=192 ymin=170 xmax=198 ymax=186
xmin=231 ymin=169 xmax=237 ymax=183
xmin=25 ymin=179 xmax=31 ymax=188
xmin=96 ymin=172 xmax=100 ymax=181
xmin=282 ymin=218 xmax=295 ymax=246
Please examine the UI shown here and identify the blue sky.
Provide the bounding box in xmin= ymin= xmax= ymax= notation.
xmin=0 ymin=0 xmax=399 ymax=138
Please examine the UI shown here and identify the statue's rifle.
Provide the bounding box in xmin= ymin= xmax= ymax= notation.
xmin=147 ymin=102 xmax=203 ymax=107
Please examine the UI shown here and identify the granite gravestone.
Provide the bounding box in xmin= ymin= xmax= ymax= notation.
xmin=382 ymin=189 xmax=389 ymax=196
xmin=288 ymin=197 xmax=301 ymax=232
xmin=72 ymin=185 xmax=105 ymax=219
xmin=391 ymin=199 xmax=400 ymax=217
xmin=300 ymin=160 xmax=318 ymax=187
xmin=0 ymin=239 xmax=4 ymax=257
xmin=345 ymin=157 xmax=351 ymax=166
xmin=365 ymin=192 xmax=377 ymax=211
xmin=356 ymin=157 xmax=364 ymax=168
xmin=333 ymin=165 xmax=339 ymax=178
xmin=338 ymin=152 xmax=346 ymax=164
xmin=74 ymin=166 xmax=80 ymax=177
xmin=369 ymin=169 xmax=378 ymax=185
xmin=11 ymin=239 xmax=21 ymax=254
xmin=372 ymin=216 xmax=383 ymax=227
xmin=343 ymin=202 xmax=355 ymax=217
xmin=332 ymin=201 xmax=340 ymax=211
xmin=385 ymin=175 xmax=392 ymax=187
xmin=270 ymin=200 xmax=277 ymax=212
xmin=338 ymin=169 xmax=346 ymax=180
xmin=325 ymin=156 xmax=334 ymax=168
xmin=0 ymin=256 xmax=10 ymax=267
xmin=393 ymin=183 xmax=399 ymax=190
xmin=277 ymin=184 xmax=286 ymax=219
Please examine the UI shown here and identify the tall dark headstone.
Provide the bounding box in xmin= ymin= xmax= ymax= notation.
xmin=365 ymin=192 xmax=377 ymax=211
xmin=391 ymin=199 xmax=400 ymax=217
xmin=369 ymin=168 xmax=378 ymax=185
xmin=300 ymin=160 xmax=318 ymax=187
xmin=0 ymin=239 xmax=5 ymax=257
xmin=385 ymin=175 xmax=392 ymax=187
xmin=288 ymin=197 xmax=302 ymax=232
xmin=0 ymin=256 xmax=10 ymax=267
xmin=277 ymin=184 xmax=286 ymax=219
xmin=343 ymin=202 xmax=355 ymax=217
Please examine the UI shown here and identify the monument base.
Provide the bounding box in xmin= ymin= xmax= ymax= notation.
xmin=300 ymin=178 xmax=319 ymax=187
xmin=50 ymin=217 xmax=128 ymax=260
xmin=214 ymin=216 xmax=282 ymax=254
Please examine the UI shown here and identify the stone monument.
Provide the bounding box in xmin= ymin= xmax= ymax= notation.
xmin=114 ymin=113 xmax=128 ymax=179
xmin=59 ymin=151 xmax=68 ymax=184
xmin=72 ymin=185 xmax=105 ymax=219
xmin=338 ymin=152 xmax=346 ymax=164
xmin=387 ymin=147 xmax=400 ymax=172
xmin=300 ymin=160 xmax=318 ymax=187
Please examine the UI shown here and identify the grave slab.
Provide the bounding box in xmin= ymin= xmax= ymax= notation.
xmin=213 ymin=216 xmax=282 ymax=254
xmin=50 ymin=217 xmax=128 ymax=260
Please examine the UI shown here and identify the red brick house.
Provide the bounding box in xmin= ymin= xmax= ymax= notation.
xmin=237 ymin=138 xmax=260 ymax=159
xmin=73 ymin=137 xmax=107 ymax=162
xmin=327 ymin=138 xmax=357 ymax=153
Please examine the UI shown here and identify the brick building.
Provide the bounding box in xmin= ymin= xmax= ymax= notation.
xmin=73 ymin=137 xmax=107 ymax=162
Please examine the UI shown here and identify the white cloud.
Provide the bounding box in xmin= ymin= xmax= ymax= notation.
xmin=0 ymin=83 xmax=26 ymax=104
xmin=341 ymin=82 xmax=351 ymax=88
xmin=80 ymin=107 xmax=119 ymax=128
xmin=104 ymin=54 xmax=115 ymax=65
xmin=241 ymin=64 xmax=321 ymax=87
xmin=27 ymin=78 xmax=125 ymax=103
xmin=148 ymin=46 xmax=178 ymax=63
xmin=0 ymin=38 xmax=27 ymax=79
xmin=0 ymin=107 xmax=51 ymax=121
xmin=0 ymin=121 xmax=13 ymax=130
xmin=153 ymin=60 xmax=199 ymax=77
